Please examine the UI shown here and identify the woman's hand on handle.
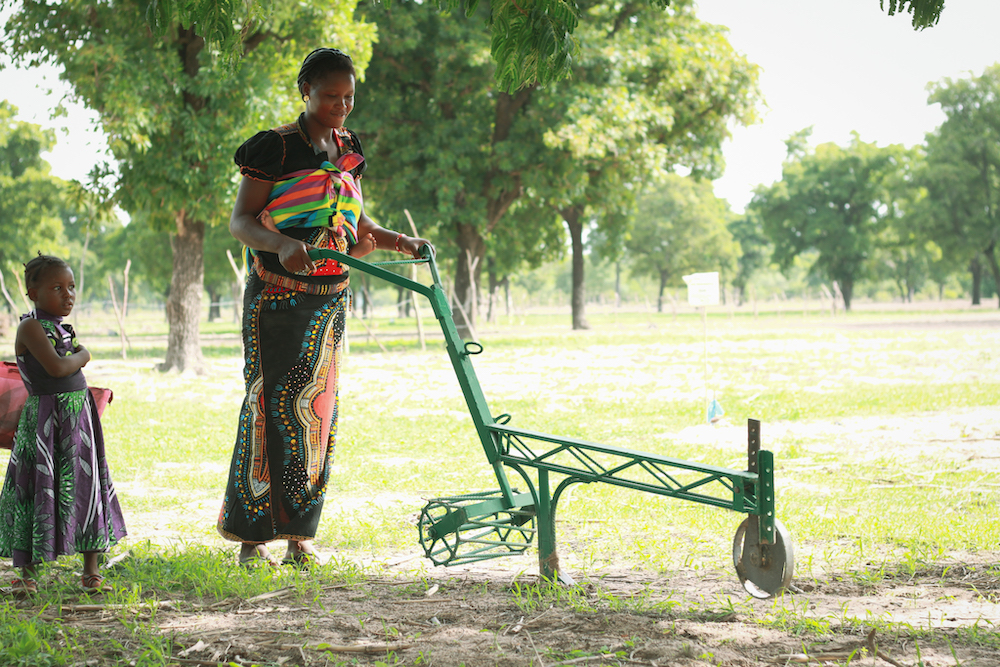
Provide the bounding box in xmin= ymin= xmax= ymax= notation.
xmin=398 ymin=235 xmax=433 ymax=259
xmin=276 ymin=237 xmax=317 ymax=275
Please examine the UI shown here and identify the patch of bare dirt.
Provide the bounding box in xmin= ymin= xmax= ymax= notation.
xmin=10 ymin=560 xmax=1000 ymax=666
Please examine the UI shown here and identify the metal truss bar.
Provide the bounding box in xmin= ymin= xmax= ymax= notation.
xmin=488 ymin=424 xmax=756 ymax=482
xmin=489 ymin=424 xmax=759 ymax=513
xmin=501 ymin=434 xmax=746 ymax=503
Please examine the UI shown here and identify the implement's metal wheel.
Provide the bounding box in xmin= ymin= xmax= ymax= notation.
xmin=732 ymin=516 xmax=794 ymax=598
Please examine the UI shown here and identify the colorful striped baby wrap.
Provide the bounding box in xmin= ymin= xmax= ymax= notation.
xmin=245 ymin=151 xmax=365 ymax=268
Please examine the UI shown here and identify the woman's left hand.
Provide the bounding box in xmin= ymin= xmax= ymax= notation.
xmin=399 ymin=235 xmax=433 ymax=259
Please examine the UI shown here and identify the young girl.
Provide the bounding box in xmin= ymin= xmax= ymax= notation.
xmin=0 ymin=255 xmax=127 ymax=595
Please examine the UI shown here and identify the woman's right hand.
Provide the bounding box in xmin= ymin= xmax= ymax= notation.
xmin=277 ymin=237 xmax=317 ymax=275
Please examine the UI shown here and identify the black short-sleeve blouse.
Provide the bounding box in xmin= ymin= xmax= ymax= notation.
xmin=234 ymin=113 xmax=366 ymax=181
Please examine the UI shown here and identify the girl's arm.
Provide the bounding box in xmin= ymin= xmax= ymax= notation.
xmin=230 ymin=176 xmax=317 ymax=274
xmin=16 ymin=319 xmax=91 ymax=378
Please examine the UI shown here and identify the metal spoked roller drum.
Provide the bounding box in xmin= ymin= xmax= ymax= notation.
xmin=732 ymin=515 xmax=794 ymax=598
xmin=418 ymin=490 xmax=536 ymax=567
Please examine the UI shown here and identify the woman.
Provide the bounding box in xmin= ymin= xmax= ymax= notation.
xmin=217 ymin=47 xmax=431 ymax=566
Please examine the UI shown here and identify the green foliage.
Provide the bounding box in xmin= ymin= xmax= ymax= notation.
xmin=360 ymin=0 xmax=760 ymax=328
xmin=358 ymin=0 xmax=560 ymax=294
xmin=750 ymin=131 xmax=916 ymax=310
xmin=922 ymin=64 xmax=1000 ymax=306
xmin=0 ymin=101 xmax=70 ymax=292
xmin=1 ymin=0 xmax=376 ymax=368
xmin=880 ymin=0 xmax=944 ymax=28
xmin=0 ymin=604 xmax=72 ymax=666
xmin=727 ymin=209 xmax=771 ymax=303
xmin=527 ymin=0 xmax=759 ymax=326
xmin=121 ymin=0 xmax=946 ymax=91
xmin=142 ymin=0 xmax=272 ymax=71
xmin=626 ymin=174 xmax=737 ymax=310
xmin=869 ymin=154 xmax=944 ymax=303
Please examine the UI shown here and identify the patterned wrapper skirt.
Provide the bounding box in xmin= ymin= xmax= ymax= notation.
xmin=0 ymin=389 xmax=127 ymax=567
xmin=217 ymin=272 xmax=347 ymax=543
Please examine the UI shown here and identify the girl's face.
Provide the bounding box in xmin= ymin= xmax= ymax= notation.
xmin=303 ymin=71 xmax=356 ymax=129
xmin=29 ymin=265 xmax=77 ymax=317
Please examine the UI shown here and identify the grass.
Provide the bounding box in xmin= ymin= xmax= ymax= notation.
xmin=0 ymin=302 xmax=998 ymax=664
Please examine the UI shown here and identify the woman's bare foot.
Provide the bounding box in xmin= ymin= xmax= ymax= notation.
xmin=239 ymin=543 xmax=278 ymax=568
xmin=283 ymin=540 xmax=318 ymax=567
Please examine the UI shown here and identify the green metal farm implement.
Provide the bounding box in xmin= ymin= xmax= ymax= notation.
xmin=310 ymin=247 xmax=795 ymax=598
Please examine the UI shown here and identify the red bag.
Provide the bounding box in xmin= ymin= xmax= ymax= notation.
xmin=0 ymin=361 xmax=113 ymax=450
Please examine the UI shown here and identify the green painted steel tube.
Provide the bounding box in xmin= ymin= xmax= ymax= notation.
xmin=308 ymin=248 xmax=516 ymax=503
xmin=488 ymin=423 xmax=760 ymax=513
xmin=535 ymin=468 xmax=557 ymax=581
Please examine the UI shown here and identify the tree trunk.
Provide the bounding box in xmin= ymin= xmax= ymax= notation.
xmin=487 ymin=257 xmax=499 ymax=323
xmin=450 ymin=87 xmax=535 ymax=336
xmin=161 ymin=211 xmax=205 ymax=373
xmin=207 ymin=287 xmax=221 ymax=322
xmin=657 ymin=271 xmax=668 ymax=313
xmin=970 ymin=255 xmax=983 ymax=305
xmin=502 ymin=276 xmax=511 ymax=317
xmin=984 ymin=242 xmax=1000 ymax=308
xmin=614 ymin=261 xmax=621 ymax=308
xmin=453 ymin=222 xmax=486 ymax=339
xmin=840 ymin=278 xmax=854 ymax=311
xmin=563 ymin=205 xmax=589 ymax=330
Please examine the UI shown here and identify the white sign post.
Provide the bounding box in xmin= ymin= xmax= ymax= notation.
xmin=683 ymin=272 xmax=722 ymax=423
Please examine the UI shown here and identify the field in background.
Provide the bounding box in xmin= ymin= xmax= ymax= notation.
xmin=2 ymin=301 xmax=997 ymax=569
xmin=1 ymin=301 xmax=999 ymax=665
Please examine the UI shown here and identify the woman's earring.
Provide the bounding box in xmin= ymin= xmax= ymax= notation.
xmin=303 ymin=95 xmax=310 ymax=102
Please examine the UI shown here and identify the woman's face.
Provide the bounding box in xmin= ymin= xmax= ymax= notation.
xmin=303 ymin=70 xmax=356 ymax=129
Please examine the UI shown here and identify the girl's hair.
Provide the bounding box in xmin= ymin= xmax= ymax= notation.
xmin=24 ymin=254 xmax=70 ymax=290
xmin=297 ymin=48 xmax=355 ymax=99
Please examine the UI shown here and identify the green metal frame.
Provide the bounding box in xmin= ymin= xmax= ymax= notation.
xmin=309 ymin=248 xmax=779 ymax=580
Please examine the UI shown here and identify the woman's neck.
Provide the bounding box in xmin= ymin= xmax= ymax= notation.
xmin=301 ymin=113 xmax=334 ymax=147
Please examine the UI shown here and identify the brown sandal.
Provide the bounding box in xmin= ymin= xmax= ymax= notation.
xmin=11 ymin=578 xmax=38 ymax=597
xmin=81 ymin=573 xmax=113 ymax=593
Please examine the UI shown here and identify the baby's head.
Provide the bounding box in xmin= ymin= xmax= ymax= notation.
xmin=25 ymin=254 xmax=71 ymax=291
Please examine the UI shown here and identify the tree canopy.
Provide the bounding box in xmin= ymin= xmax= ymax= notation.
xmin=749 ymin=131 xmax=914 ymax=310
xmin=921 ymin=64 xmax=1000 ymax=307
xmin=359 ymin=0 xmax=759 ymax=332
xmin=531 ymin=0 xmax=759 ymax=327
xmin=0 ymin=101 xmax=67 ymax=280
xmin=627 ymin=174 xmax=737 ymax=312
xmin=123 ymin=0 xmax=947 ymax=92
